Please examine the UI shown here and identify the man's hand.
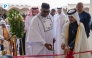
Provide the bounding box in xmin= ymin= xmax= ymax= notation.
xmin=61 ymin=43 xmax=65 ymax=50
xmin=53 ymin=38 xmax=56 ymax=43
xmin=64 ymin=47 xmax=70 ymax=55
xmin=44 ymin=43 xmax=52 ymax=51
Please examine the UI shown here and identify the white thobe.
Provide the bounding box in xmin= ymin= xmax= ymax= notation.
xmin=25 ymin=15 xmax=34 ymax=45
xmin=25 ymin=15 xmax=34 ymax=55
xmin=61 ymin=22 xmax=91 ymax=58
xmin=50 ymin=15 xmax=55 ymax=22
xmin=54 ymin=14 xmax=66 ymax=55
xmin=25 ymin=15 xmax=33 ymax=32
xmin=26 ymin=14 xmax=54 ymax=58
xmin=50 ymin=14 xmax=55 ymax=30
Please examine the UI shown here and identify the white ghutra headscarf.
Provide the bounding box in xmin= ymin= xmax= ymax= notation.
xmin=56 ymin=7 xmax=65 ymax=15
xmin=67 ymin=9 xmax=80 ymax=24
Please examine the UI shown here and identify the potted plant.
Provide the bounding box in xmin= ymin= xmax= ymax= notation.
xmin=7 ymin=9 xmax=24 ymax=56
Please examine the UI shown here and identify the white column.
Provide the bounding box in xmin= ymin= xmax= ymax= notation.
xmin=89 ymin=0 xmax=92 ymax=17
xmin=88 ymin=0 xmax=92 ymax=50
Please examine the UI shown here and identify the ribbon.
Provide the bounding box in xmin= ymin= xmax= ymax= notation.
xmin=66 ymin=50 xmax=74 ymax=58
xmin=13 ymin=50 xmax=92 ymax=57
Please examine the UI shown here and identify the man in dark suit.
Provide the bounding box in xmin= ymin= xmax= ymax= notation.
xmin=76 ymin=2 xmax=91 ymax=38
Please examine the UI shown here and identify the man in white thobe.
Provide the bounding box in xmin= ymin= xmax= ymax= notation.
xmin=50 ymin=9 xmax=56 ymax=35
xmin=61 ymin=9 xmax=91 ymax=58
xmin=25 ymin=7 xmax=39 ymax=36
xmin=50 ymin=9 xmax=56 ymax=22
xmin=21 ymin=7 xmax=39 ymax=55
xmin=54 ymin=8 xmax=66 ymax=55
xmin=26 ymin=3 xmax=54 ymax=58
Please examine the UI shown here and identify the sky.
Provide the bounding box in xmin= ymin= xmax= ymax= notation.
xmin=0 ymin=0 xmax=90 ymax=8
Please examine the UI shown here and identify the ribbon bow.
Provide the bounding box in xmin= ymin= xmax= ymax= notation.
xmin=66 ymin=50 xmax=74 ymax=58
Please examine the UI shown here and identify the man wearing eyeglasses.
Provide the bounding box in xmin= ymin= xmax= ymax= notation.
xmin=26 ymin=3 xmax=55 ymax=58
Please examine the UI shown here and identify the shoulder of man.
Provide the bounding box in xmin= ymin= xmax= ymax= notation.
xmin=83 ymin=11 xmax=91 ymax=16
xmin=63 ymin=22 xmax=70 ymax=28
xmin=79 ymin=22 xmax=85 ymax=29
xmin=31 ymin=14 xmax=40 ymax=23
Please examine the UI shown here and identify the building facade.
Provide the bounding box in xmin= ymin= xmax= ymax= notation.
xmin=0 ymin=3 xmax=90 ymax=15
xmin=67 ymin=4 xmax=89 ymax=13
xmin=0 ymin=3 xmax=31 ymax=14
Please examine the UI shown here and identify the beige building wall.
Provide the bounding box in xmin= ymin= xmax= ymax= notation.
xmin=67 ymin=4 xmax=89 ymax=13
xmin=0 ymin=4 xmax=31 ymax=14
xmin=19 ymin=10 xmax=29 ymax=14
xmin=0 ymin=10 xmax=7 ymax=14
xmin=88 ymin=0 xmax=92 ymax=50
xmin=89 ymin=0 xmax=92 ymax=17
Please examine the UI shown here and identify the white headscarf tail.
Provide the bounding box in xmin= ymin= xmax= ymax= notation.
xmin=61 ymin=8 xmax=66 ymax=16
xmin=0 ymin=20 xmax=6 ymax=25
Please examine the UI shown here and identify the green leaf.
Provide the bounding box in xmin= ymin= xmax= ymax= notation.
xmin=7 ymin=9 xmax=24 ymax=38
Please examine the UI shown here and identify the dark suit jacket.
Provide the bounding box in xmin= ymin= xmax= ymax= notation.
xmin=79 ymin=11 xmax=91 ymax=38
